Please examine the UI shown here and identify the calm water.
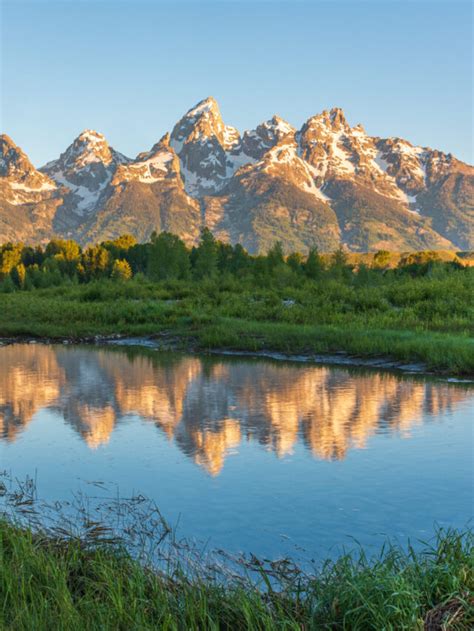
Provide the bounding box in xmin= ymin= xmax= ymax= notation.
xmin=0 ymin=343 xmax=473 ymax=559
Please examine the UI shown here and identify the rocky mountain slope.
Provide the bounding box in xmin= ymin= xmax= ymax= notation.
xmin=1 ymin=97 xmax=472 ymax=251
xmin=0 ymin=135 xmax=61 ymax=243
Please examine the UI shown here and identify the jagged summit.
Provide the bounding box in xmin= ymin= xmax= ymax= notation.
xmin=78 ymin=129 xmax=105 ymax=140
xmin=169 ymin=97 xmax=240 ymax=195
xmin=113 ymin=132 xmax=180 ymax=186
xmin=329 ymin=107 xmax=347 ymax=126
xmin=40 ymin=130 xmax=130 ymax=221
xmin=1 ymin=100 xmax=472 ymax=251
xmin=43 ymin=129 xmax=127 ymax=172
xmin=183 ymin=96 xmax=220 ymax=118
xmin=135 ymin=133 xmax=172 ymax=161
xmin=0 ymin=133 xmax=56 ymax=195
xmin=171 ymin=96 xmax=222 ymax=138
xmin=170 ymin=96 xmax=239 ymax=151
xmin=0 ymin=134 xmax=60 ymax=243
xmin=0 ymin=134 xmax=37 ymax=178
xmin=302 ymin=107 xmax=350 ymax=132
xmin=0 ymin=133 xmax=18 ymax=151
xmin=258 ymin=116 xmax=295 ymax=140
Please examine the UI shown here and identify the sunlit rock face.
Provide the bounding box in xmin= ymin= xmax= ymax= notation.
xmin=40 ymin=130 xmax=129 ymax=234
xmin=0 ymin=345 xmax=470 ymax=476
xmin=1 ymin=97 xmax=472 ymax=250
xmin=0 ymin=135 xmax=62 ymax=243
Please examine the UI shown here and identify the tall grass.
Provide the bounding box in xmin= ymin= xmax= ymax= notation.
xmin=0 ymin=475 xmax=472 ymax=629
xmin=0 ymin=520 xmax=472 ymax=630
xmin=0 ymin=271 xmax=473 ymax=374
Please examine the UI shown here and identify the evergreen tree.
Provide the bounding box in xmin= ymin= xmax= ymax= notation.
xmin=126 ymin=243 xmax=149 ymax=275
xmin=252 ymin=255 xmax=270 ymax=285
xmin=267 ymin=241 xmax=285 ymax=271
xmin=147 ymin=232 xmax=189 ymax=281
xmin=304 ymin=247 xmax=324 ymax=280
xmin=330 ymin=246 xmax=352 ymax=280
xmin=40 ymin=258 xmax=63 ymax=287
xmin=0 ymin=275 xmax=16 ymax=293
xmin=230 ymin=243 xmax=249 ymax=275
xmin=193 ymin=228 xmax=218 ymax=279
xmin=286 ymin=252 xmax=303 ymax=273
xmin=355 ymin=262 xmax=371 ymax=286
xmin=25 ymin=264 xmax=42 ymax=289
xmin=216 ymin=242 xmax=234 ymax=274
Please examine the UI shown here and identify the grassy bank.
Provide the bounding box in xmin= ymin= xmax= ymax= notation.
xmin=0 ymin=520 xmax=472 ymax=630
xmin=1 ymin=271 xmax=473 ymax=375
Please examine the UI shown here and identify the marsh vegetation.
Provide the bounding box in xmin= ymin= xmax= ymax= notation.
xmin=0 ymin=232 xmax=473 ymax=374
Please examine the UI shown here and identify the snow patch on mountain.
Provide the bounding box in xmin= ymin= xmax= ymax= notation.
xmin=222 ymin=125 xmax=240 ymax=148
xmin=127 ymin=152 xmax=174 ymax=183
xmin=251 ymin=140 xmax=331 ymax=202
xmin=226 ymin=151 xmax=256 ymax=175
xmin=180 ymin=165 xmax=217 ymax=195
xmin=373 ymin=152 xmax=390 ymax=173
xmin=51 ymin=170 xmax=110 ymax=215
xmin=329 ymin=133 xmax=356 ymax=174
xmin=10 ymin=181 xmax=56 ymax=192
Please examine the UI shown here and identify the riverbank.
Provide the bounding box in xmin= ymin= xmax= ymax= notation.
xmin=0 ymin=295 xmax=473 ymax=377
xmin=0 ymin=519 xmax=472 ymax=630
xmin=0 ymin=272 xmax=473 ymax=376
xmin=3 ymin=332 xmax=474 ymax=382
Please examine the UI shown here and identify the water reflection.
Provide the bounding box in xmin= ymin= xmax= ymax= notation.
xmin=0 ymin=344 xmax=470 ymax=475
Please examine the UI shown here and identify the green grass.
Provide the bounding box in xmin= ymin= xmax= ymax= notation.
xmin=0 ymin=271 xmax=473 ymax=375
xmin=0 ymin=520 xmax=472 ymax=630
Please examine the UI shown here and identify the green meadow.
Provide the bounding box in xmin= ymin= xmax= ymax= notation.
xmin=1 ymin=234 xmax=473 ymax=375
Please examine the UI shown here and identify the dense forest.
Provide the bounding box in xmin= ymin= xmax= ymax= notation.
xmin=0 ymin=229 xmax=471 ymax=290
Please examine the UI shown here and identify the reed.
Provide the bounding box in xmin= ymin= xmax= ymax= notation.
xmin=0 ymin=476 xmax=472 ymax=630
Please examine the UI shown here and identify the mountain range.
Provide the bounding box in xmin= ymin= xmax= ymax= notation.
xmin=1 ymin=97 xmax=473 ymax=252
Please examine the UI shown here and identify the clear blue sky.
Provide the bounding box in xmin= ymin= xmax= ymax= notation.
xmin=1 ymin=0 xmax=472 ymax=166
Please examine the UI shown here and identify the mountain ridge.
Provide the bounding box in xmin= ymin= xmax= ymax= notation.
xmin=1 ymin=97 xmax=472 ymax=252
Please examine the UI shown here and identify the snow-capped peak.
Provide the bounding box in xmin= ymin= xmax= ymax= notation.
xmin=41 ymin=129 xmax=129 ymax=175
xmin=171 ymin=97 xmax=240 ymax=150
xmin=169 ymin=97 xmax=242 ymax=195
xmin=77 ymin=129 xmax=106 ymax=142
xmin=238 ymin=116 xmax=296 ymax=161
xmin=302 ymin=107 xmax=350 ymax=134
xmin=113 ymin=133 xmax=179 ymax=186
xmin=39 ymin=131 xmax=130 ymax=219
xmin=0 ymin=134 xmax=37 ymax=177
xmin=60 ymin=129 xmax=113 ymax=169
xmin=183 ymin=96 xmax=219 ymax=119
xmin=1 ymin=100 xmax=472 ymax=252
xmin=263 ymin=115 xmax=295 ymax=138
xmin=0 ymin=135 xmax=58 ymax=208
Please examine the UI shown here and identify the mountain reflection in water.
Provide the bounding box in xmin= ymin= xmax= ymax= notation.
xmin=0 ymin=344 xmax=470 ymax=476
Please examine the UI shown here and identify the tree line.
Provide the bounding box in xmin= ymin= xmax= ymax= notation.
xmin=0 ymin=229 xmax=466 ymax=291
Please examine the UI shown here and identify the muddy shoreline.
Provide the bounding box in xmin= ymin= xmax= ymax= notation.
xmin=2 ymin=332 xmax=473 ymax=382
